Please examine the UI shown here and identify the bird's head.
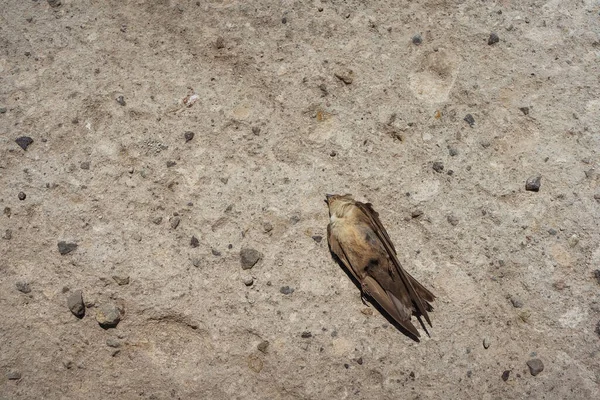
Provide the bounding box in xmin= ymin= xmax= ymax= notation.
xmin=325 ymin=193 xmax=355 ymax=218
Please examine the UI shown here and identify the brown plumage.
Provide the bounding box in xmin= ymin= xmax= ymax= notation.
xmin=326 ymin=194 xmax=435 ymax=338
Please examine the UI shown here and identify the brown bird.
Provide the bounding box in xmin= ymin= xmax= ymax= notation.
xmin=326 ymin=194 xmax=435 ymax=338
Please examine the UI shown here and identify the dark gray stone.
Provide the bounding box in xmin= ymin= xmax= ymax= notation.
xmin=112 ymin=275 xmax=130 ymax=286
xmin=67 ymin=290 xmax=85 ymax=318
xmin=526 ymin=175 xmax=541 ymax=192
xmin=311 ymin=235 xmax=323 ymax=243
xmin=15 ymin=136 xmax=34 ymax=150
xmin=280 ymin=286 xmax=294 ymax=295
xmin=96 ymin=303 xmax=121 ymax=329
xmin=526 ymin=359 xmax=544 ymax=376
xmin=464 ymin=114 xmax=475 ymax=127
xmin=412 ymin=34 xmax=422 ymax=45
xmin=432 ymin=161 xmax=444 ymax=173
xmin=18 ymin=192 xmax=26 ymax=201
xmin=58 ymin=241 xmax=78 ymax=255
xmin=510 ymin=296 xmax=524 ymax=308
xmin=488 ymin=32 xmax=500 ymax=45
xmin=184 ymin=131 xmax=195 ymax=142
xmin=240 ymin=248 xmax=262 ymax=269
xmin=190 ymin=236 xmax=199 ymax=248
xmin=15 ymin=281 xmax=31 ymax=294
xmin=257 ymin=340 xmax=269 ymax=353
xmin=7 ymin=371 xmax=21 ymax=380
xmin=116 ymin=96 xmax=126 ymax=106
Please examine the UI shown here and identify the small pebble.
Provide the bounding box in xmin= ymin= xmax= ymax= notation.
xmin=96 ymin=303 xmax=121 ymax=329
xmin=112 ymin=275 xmax=130 ymax=286
xmin=243 ymin=276 xmax=254 ymax=286
xmin=448 ymin=147 xmax=458 ymax=156
xmin=464 ymin=114 xmax=475 ymax=127
xmin=510 ymin=296 xmax=524 ymax=308
xmin=525 ymin=175 xmax=541 ymax=192
xmin=0 ymin=107 xmax=7 ymax=113
xmin=526 ymin=359 xmax=544 ymax=376
xmin=152 ymin=217 xmax=163 ymax=225
xmin=106 ymin=338 xmax=121 ymax=348
xmin=80 ymin=161 xmax=90 ymax=170
xmin=3 ymin=207 xmax=11 ymax=217
xmin=166 ymin=161 xmax=176 ymax=168
xmin=501 ymin=370 xmax=510 ymax=382
xmin=47 ymin=0 xmax=62 ymax=7
xmin=2 ymin=229 xmax=12 ymax=240
xmin=15 ymin=136 xmax=34 ymax=150
xmin=411 ymin=210 xmax=423 ymax=218
xmin=18 ymin=192 xmax=26 ymax=201
xmin=257 ymin=340 xmax=269 ymax=353
xmin=263 ymin=222 xmax=273 ymax=233
xmin=594 ymin=194 xmax=600 ymax=202
xmin=356 ymin=357 xmax=363 ymax=365
xmin=67 ymin=290 xmax=85 ymax=318
xmin=412 ymin=34 xmax=422 ymax=45
xmin=6 ymin=371 xmax=21 ymax=380
xmin=15 ymin=281 xmax=31 ymax=294
xmin=519 ymin=107 xmax=530 ymax=115
xmin=58 ymin=241 xmax=78 ymax=255
xmin=334 ymin=69 xmax=353 ymax=84
xmin=488 ymin=32 xmax=500 ymax=45
xmin=447 ymin=214 xmax=459 ymax=226
xmin=190 ymin=236 xmax=200 ymax=248
xmin=432 ymin=161 xmax=444 ymax=173
xmin=240 ymin=248 xmax=262 ymax=269
xmin=594 ymin=270 xmax=600 ymax=285
xmin=170 ymin=216 xmax=180 ymax=229
xmin=184 ymin=131 xmax=195 ymax=142
xmin=280 ymin=286 xmax=294 ymax=295
xmin=214 ymin=37 xmax=225 ymax=49
xmin=211 ymin=248 xmax=221 ymax=257
xmin=567 ymin=234 xmax=579 ymax=248
xmin=312 ymin=235 xmax=323 ymax=243
xmin=548 ymin=228 xmax=557 ymax=235
xmin=301 ymin=331 xmax=312 ymax=338
xmin=595 ymin=321 xmax=600 ymax=336
xmin=281 ymin=17 xmax=287 ymax=24
xmin=252 ymin=126 xmax=261 ymax=135
xmin=191 ymin=258 xmax=201 ymax=267
xmin=116 ymin=96 xmax=126 ymax=106
xmin=483 ymin=337 xmax=491 ymax=349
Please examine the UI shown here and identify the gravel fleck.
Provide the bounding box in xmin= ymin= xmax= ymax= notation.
xmin=18 ymin=192 xmax=26 ymax=201
xmin=257 ymin=340 xmax=269 ymax=353
xmin=312 ymin=235 xmax=323 ymax=243
xmin=48 ymin=0 xmax=62 ymax=7
xmin=567 ymin=234 xmax=579 ymax=248
xmin=112 ymin=275 xmax=130 ymax=286
xmin=190 ymin=236 xmax=200 ymax=248
xmin=96 ymin=303 xmax=121 ymax=329
xmin=526 ymin=359 xmax=544 ymax=376
xmin=501 ymin=370 xmax=510 ymax=382
xmin=280 ymin=286 xmax=294 ymax=295
xmin=80 ymin=161 xmax=90 ymax=170
xmin=411 ymin=210 xmax=423 ymax=218
xmin=15 ymin=281 xmax=31 ymax=294
xmin=432 ymin=161 xmax=444 ymax=173
xmin=483 ymin=337 xmax=491 ymax=349
xmin=6 ymin=371 xmax=21 ymax=380
xmin=464 ymin=114 xmax=475 ymax=127
xmin=2 ymin=229 xmax=12 ymax=240
xmin=214 ymin=37 xmax=225 ymax=49
xmin=191 ymin=258 xmax=201 ymax=267
xmin=166 ymin=161 xmax=176 ymax=168
xmin=263 ymin=222 xmax=273 ymax=233
xmin=412 ymin=34 xmax=422 ymax=45
xmin=58 ymin=241 xmax=78 ymax=255
xmin=519 ymin=107 xmax=530 ymax=115
xmin=116 ymin=96 xmax=126 ymax=106
xmin=595 ymin=321 xmax=600 ymax=336
xmin=106 ymin=338 xmax=121 ymax=348
xmin=447 ymin=214 xmax=459 ymax=226
xmin=594 ymin=270 xmax=600 ymax=285
xmin=488 ymin=32 xmax=500 ymax=45
xmin=510 ymin=296 xmax=524 ymax=308
xmin=356 ymin=357 xmax=363 ymax=365
xmin=15 ymin=136 xmax=34 ymax=150
xmin=67 ymin=290 xmax=85 ymax=318
xmin=240 ymin=248 xmax=262 ymax=269
xmin=248 ymin=354 xmax=263 ymax=373
xmin=0 ymin=107 xmax=7 ymax=113
xmin=211 ymin=248 xmax=221 ymax=257
xmin=448 ymin=147 xmax=459 ymax=156
xmin=170 ymin=216 xmax=180 ymax=229
xmin=243 ymin=276 xmax=254 ymax=286
xmin=152 ymin=216 xmax=163 ymax=225
xmin=334 ymin=69 xmax=353 ymax=84
xmin=184 ymin=131 xmax=195 ymax=142
xmin=301 ymin=331 xmax=312 ymax=338
xmin=525 ymin=175 xmax=541 ymax=192
xmin=252 ymin=126 xmax=261 ymax=135
xmin=548 ymin=228 xmax=557 ymax=235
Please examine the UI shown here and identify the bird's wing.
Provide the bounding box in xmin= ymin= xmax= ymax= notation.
xmin=355 ymin=201 xmax=434 ymax=326
xmin=327 ymin=223 xmax=361 ymax=284
xmin=328 ymin=221 xmax=421 ymax=337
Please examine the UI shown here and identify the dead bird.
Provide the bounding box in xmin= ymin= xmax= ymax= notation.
xmin=326 ymin=194 xmax=435 ymax=338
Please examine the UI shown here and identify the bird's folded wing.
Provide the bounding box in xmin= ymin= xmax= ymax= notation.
xmin=327 ymin=224 xmax=361 ymax=284
xmin=355 ymin=202 xmax=433 ymax=326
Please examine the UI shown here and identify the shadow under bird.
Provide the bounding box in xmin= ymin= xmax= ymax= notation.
xmin=326 ymin=194 xmax=435 ymax=338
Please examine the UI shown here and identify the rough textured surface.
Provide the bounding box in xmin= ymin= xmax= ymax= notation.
xmin=1 ymin=1 xmax=599 ymax=399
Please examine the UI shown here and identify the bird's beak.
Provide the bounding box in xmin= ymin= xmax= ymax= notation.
xmin=325 ymin=194 xmax=334 ymax=202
